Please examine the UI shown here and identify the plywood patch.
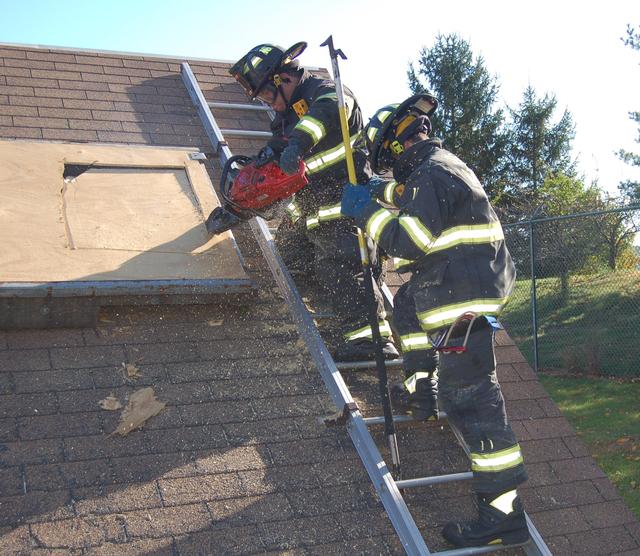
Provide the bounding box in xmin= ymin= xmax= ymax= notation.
xmin=0 ymin=140 xmax=249 ymax=284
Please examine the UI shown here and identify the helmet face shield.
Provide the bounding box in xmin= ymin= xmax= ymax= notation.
xmin=255 ymin=82 xmax=278 ymax=104
xmin=232 ymin=69 xmax=258 ymax=98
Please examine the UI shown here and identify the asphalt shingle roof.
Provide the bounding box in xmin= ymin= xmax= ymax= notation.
xmin=1 ymin=43 xmax=639 ymax=555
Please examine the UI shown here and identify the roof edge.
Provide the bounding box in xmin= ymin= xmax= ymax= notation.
xmin=0 ymin=40 xmax=325 ymax=70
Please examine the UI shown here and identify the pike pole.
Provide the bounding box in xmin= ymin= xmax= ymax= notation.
xmin=321 ymin=35 xmax=401 ymax=479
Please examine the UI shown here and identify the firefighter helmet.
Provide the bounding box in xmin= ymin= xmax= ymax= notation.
xmin=229 ymin=42 xmax=307 ymax=100
xmin=365 ymin=93 xmax=438 ymax=173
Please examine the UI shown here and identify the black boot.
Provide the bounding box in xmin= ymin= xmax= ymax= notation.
xmin=333 ymin=339 xmax=399 ymax=362
xmin=442 ymin=491 xmax=530 ymax=548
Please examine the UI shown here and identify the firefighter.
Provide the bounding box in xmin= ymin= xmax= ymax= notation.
xmin=340 ymin=94 xmax=530 ymax=548
xmin=229 ymin=42 xmax=397 ymax=361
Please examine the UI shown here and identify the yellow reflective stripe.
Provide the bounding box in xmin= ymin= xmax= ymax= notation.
xmin=399 ymin=215 xmax=435 ymax=252
xmin=365 ymin=207 xmax=395 ymax=243
xmin=490 ymin=490 xmax=517 ymax=514
xmin=344 ymin=320 xmax=392 ymax=341
xmin=404 ymin=371 xmax=433 ymax=394
xmin=305 ymin=204 xmax=343 ymax=229
xmin=316 ymin=92 xmax=338 ymax=101
xmin=367 ymin=126 xmax=378 ymax=143
xmin=471 ymin=445 xmax=524 ymax=473
xmin=392 ymin=257 xmax=412 ymax=271
xmin=295 ymin=115 xmax=326 ymax=145
xmin=305 ymin=132 xmax=361 ymax=174
xmin=317 ymin=204 xmax=342 ymax=220
xmin=417 ymin=297 xmax=509 ymax=332
xmin=316 ymin=91 xmax=355 ymax=118
xmin=389 ymin=221 xmax=505 ymax=269
xmin=315 ymin=92 xmax=354 ymax=117
xmin=285 ymin=201 xmax=301 ymax=223
xmin=429 ymin=222 xmax=505 ymax=254
xmin=377 ymin=109 xmax=393 ymax=123
xmin=400 ymin=333 xmax=432 ymax=352
xmin=285 ymin=200 xmax=300 ymax=216
xmin=383 ymin=180 xmax=397 ymax=205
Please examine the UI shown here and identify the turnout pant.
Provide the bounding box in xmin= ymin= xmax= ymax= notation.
xmin=393 ymin=276 xmax=527 ymax=494
xmin=275 ymin=216 xmax=387 ymax=344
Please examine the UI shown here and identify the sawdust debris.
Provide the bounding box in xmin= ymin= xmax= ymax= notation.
xmin=98 ymin=393 xmax=122 ymax=411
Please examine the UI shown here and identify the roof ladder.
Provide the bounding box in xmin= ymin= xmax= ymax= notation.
xmin=181 ymin=62 xmax=552 ymax=556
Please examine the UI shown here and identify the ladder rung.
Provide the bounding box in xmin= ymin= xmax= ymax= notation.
xmin=336 ymin=358 xmax=404 ymax=370
xmin=220 ymin=128 xmax=272 ymax=138
xmin=395 ymin=471 xmax=473 ymax=489
xmin=363 ymin=411 xmax=448 ymax=426
xmin=434 ymin=544 xmax=519 ymax=555
xmin=209 ymin=101 xmax=271 ymax=111
xmin=363 ymin=414 xmax=414 ymax=426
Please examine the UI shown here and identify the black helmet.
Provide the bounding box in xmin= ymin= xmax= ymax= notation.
xmin=365 ymin=93 xmax=438 ymax=173
xmin=229 ymin=42 xmax=307 ymax=99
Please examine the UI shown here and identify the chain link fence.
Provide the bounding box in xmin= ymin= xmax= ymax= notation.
xmin=500 ymin=206 xmax=640 ymax=378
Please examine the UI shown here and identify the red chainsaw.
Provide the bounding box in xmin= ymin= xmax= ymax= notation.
xmin=205 ymin=150 xmax=308 ymax=235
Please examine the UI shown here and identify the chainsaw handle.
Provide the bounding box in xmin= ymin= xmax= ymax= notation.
xmin=220 ymin=154 xmax=252 ymax=201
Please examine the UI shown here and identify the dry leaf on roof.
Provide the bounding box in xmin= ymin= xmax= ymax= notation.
xmin=98 ymin=393 xmax=122 ymax=411
xmin=122 ymin=362 xmax=142 ymax=379
xmin=110 ymin=387 xmax=166 ymax=437
xmin=207 ymin=319 xmax=223 ymax=326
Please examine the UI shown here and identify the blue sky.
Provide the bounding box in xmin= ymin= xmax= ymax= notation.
xmin=2 ymin=0 xmax=640 ymax=194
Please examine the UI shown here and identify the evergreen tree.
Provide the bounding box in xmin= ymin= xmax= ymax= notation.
xmin=407 ymin=34 xmax=507 ymax=200
xmin=617 ymin=25 xmax=640 ymax=203
xmin=504 ymin=86 xmax=576 ymax=204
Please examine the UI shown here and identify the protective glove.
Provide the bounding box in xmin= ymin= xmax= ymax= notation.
xmin=278 ymin=142 xmax=303 ymax=175
xmin=254 ymin=145 xmax=276 ymax=168
xmin=340 ymin=183 xmax=372 ymax=218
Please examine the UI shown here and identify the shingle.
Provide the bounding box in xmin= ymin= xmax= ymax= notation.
xmin=14 ymin=115 xmax=68 ymax=128
xmin=27 ymin=51 xmax=76 ymax=63
xmin=29 ymin=514 xmax=125 ymax=548
xmin=0 ymin=125 xmax=42 ymax=138
xmin=10 ymin=95 xmax=62 ymax=107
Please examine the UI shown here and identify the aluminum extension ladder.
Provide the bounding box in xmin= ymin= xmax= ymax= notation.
xmin=180 ymin=62 xmax=552 ymax=556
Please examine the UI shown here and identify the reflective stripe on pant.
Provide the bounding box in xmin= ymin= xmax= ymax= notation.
xmin=343 ymin=318 xmax=392 ymax=343
xmin=392 ymin=280 xmax=438 ymax=378
xmin=438 ymin=323 xmax=528 ymax=494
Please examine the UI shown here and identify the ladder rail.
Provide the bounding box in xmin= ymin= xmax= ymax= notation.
xmin=181 ymin=61 xmax=431 ymax=556
xmin=181 ymin=62 xmax=552 ymax=556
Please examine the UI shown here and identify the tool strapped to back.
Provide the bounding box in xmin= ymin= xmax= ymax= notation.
xmin=434 ymin=312 xmax=479 ymax=354
xmin=205 ymin=152 xmax=308 ymax=235
xmin=434 ymin=312 xmax=503 ymax=354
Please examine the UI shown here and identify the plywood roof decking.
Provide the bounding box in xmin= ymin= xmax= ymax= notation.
xmin=0 ymin=43 xmax=639 ymax=555
xmin=0 ymin=140 xmax=248 ymax=284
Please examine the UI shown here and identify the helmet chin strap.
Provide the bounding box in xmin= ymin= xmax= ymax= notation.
xmin=272 ymin=74 xmax=292 ymax=111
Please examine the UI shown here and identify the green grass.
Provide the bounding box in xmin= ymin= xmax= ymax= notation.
xmin=539 ymin=373 xmax=640 ymax=519
xmin=501 ymin=270 xmax=640 ymax=377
